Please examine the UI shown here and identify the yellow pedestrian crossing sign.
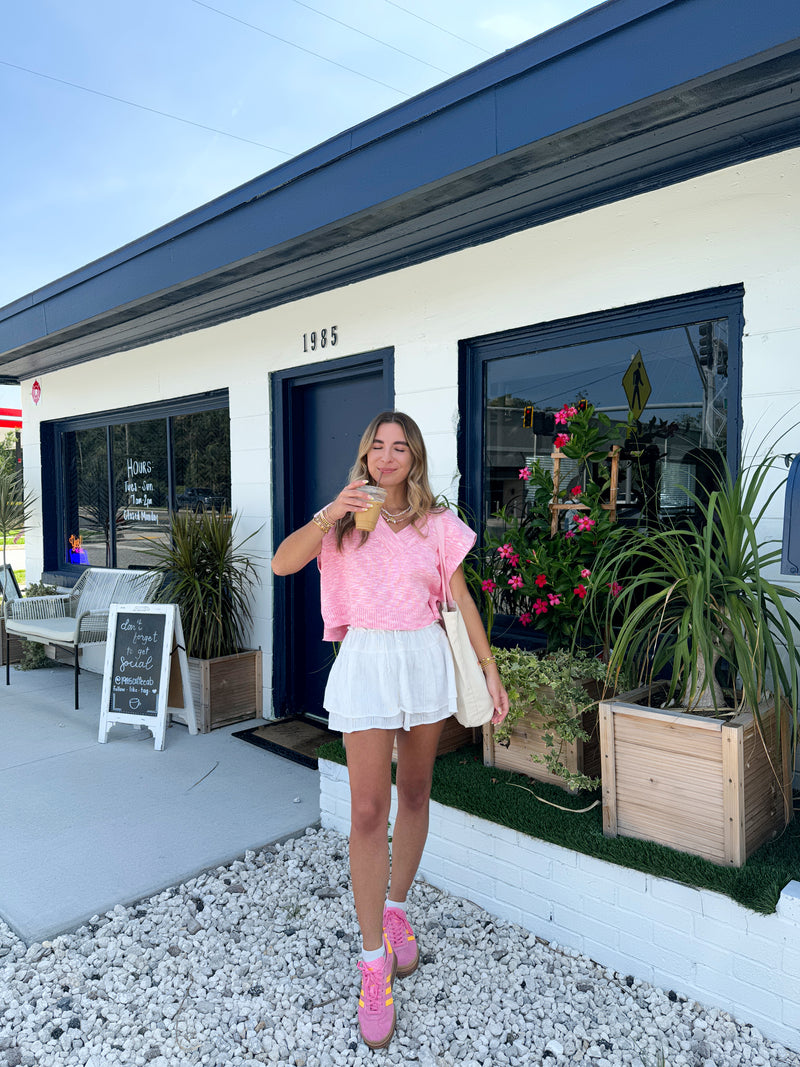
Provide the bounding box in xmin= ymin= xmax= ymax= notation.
xmin=622 ymin=350 xmax=651 ymax=419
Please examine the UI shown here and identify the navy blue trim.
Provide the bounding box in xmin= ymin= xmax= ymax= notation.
xmin=0 ymin=1 xmax=798 ymax=377
xmin=459 ymin=285 xmax=745 ymax=540
xmin=48 ymin=389 xmax=229 ymax=433
xmin=270 ymin=349 xmax=394 ymax=719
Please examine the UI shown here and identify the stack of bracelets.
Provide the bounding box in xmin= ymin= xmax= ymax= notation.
xmin=312 ymin=508 xmax=335 ymax=534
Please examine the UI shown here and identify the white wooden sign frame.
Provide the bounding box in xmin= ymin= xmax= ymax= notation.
xmin=99 ymin=603 xmax=197 ymax=750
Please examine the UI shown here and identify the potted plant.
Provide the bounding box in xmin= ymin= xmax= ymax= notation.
xmin=595 ymin=453 xmax=799 ymax=866
xmin=486 ymin=646 xmax=610 ymax=792
xmin=478 ymin=401 xmax=628 ymax=786
xmin=147 ymin=507 xmax=263 ymax=732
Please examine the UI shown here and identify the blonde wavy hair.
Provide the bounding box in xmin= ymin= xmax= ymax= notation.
xmin=335 ymin=410 xmax=443 ymax=549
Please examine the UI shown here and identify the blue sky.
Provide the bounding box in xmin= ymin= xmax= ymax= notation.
xmin=0 ymin=0 xmax=596 ymax=406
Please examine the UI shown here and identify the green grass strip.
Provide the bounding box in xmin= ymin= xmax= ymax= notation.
xmin=317 ymin=740 xmax=800 ymax=914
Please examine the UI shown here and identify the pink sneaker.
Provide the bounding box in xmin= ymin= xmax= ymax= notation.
xmin=383 ymin=906 xmax=419 ymax=978
xmin=356 ymin=936 xmax=397 ymax=1049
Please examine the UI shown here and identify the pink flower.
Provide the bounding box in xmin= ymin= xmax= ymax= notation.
xmin=509 ymin=554 xmax=520 ymax=568
xmin=574 ymin=584 xmax=588 ymax=599
xmin=565 ymin=529 xmax=576 ymax=539
xmin=519 ymin=612 xmax=532 ymax=627
xmin=575 ymin=515 xmax=595 ymax=532
xmin=554 ymin=433 xmax=570 ymax=450
xmin=518 ymin=467 xmax=531 ymax=481
xmin=534 ymin=573 xmax=547 ymax=588
xmin=533 ymin=598 xmax=549 ymax=615
xmin=580 ymin=568 xmax=591 ymax=579
xmin=548 ymin=593 xmax=561 ymax=606
xmin=570 ymin=485 xmax=583 ymax=498
xmin=508 ymin=575 xmax=524 ymax=591
xmin=555 ymin=404 xmax=578 ymax=424
xmin=497 ymin=543 xmax=514 ymax=559
xmin=607 ymin=581 xmax=623 ymax=598
xmin=481 ymin=579 xmax=496 ymax=592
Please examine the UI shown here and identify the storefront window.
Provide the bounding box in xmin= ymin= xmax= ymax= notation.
xmin=482 ymin=315 xmax=731 ymax=534
xmin=52 ymin=393 xmax=229 ymax=571
xmin=62 ymin=426 xmax=111 ymax=567
xmin=112 ymin=419 xmax=169 ymax=569
xmin=173 ymin=408 xmax=231 ymax=513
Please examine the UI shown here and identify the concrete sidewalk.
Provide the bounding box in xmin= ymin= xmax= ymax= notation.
xmin=0 ymin=661 xmax=319 ymax=944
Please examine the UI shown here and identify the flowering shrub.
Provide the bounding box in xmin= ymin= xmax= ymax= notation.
xmin=484 ymin=401 xmax=628 ymax=651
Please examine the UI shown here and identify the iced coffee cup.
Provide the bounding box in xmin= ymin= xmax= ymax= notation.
xmin=354 ymin=484 xmax=387 ymax=531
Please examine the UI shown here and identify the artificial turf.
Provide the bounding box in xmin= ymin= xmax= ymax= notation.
xmin=317 ymin=739 xmax=800 ymax=915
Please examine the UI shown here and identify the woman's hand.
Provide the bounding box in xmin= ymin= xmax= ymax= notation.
xmin=325 ymin=479 xmax=372 ymax=522
xmin=484 ymin=667 xmax=509 ymax=725
xmin=272 ymin=479 xmax=372 ymax=575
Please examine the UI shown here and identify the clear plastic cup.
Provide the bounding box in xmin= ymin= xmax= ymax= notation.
xmin=354 ymin=484 xmax=387 ymax=530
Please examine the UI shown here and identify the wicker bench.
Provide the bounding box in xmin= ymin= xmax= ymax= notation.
xmin=4 ymin=568 xmax=161 ymax=708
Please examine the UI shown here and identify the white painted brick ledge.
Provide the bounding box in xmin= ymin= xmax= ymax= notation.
xmin=319 ymin=758 xmax=800 ymax=1053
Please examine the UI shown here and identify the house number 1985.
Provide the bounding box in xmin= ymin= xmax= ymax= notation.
xmin=303 ymin=326 xmax=338 ymax=352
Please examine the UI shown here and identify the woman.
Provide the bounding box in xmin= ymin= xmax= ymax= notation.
xmin=272 ymin=411 xmax=508 ymax=1049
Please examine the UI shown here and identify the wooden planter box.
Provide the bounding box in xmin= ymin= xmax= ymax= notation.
xmin=392 ymin=718 xmax=477 ymax=762
xmin=0 ymin=619 xmax=24 ymax=665
xmin=172 ymin=649 xmax=263 ymax=733
xmin=482 ymin=682 xmax=601 ymax=791
xmin=599 ymin=686 xmax=792 ymax=867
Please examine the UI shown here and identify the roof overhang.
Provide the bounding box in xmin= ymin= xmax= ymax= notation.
xmin=2 ymin=0 xmax=799 ymax=381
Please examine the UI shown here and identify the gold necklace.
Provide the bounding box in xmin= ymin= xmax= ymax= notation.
xmin=381 ymin=504 xmax=412 ymax=524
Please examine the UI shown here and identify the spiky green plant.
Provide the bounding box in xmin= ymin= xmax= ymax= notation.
xmin=596 ymin=454 xmax=800 ymax=757
xmin=0 ymin=462 xmax=36 ymax=590
xmin=147 ymin=508 xmax=261 ymax=660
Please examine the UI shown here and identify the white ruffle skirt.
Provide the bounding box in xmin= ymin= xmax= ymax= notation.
xmin=323 ymin=623 xmax=457 ymax=734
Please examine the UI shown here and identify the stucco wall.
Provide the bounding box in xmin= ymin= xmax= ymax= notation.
xmin=20 ymin=145 xmax=800 ymax=715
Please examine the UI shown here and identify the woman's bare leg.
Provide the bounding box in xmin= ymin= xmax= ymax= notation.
xmin=388 ymin=719 xmax=447 ymax=903
xmin=344 ymin=728 xmax=397 ymax=952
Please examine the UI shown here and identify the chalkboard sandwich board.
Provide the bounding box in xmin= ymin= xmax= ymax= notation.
xmin=99 ymin=603 xmax=197 ymax=750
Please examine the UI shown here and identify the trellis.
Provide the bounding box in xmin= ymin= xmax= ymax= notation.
xmin=549 ymin=446 xmax=621 ymax=536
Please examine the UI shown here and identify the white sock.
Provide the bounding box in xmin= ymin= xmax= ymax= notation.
xmin=361 ymin=945 xmax=385 ymax=964
xmin=385 ymin=898 xmax=406 ymax=914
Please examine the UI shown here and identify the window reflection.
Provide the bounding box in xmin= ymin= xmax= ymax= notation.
xmin=112 ymin=419 xmax=169 ymax=569
xmin=58 ymin=398 xmax=231 ymax=569
xmin=173 ymin=409 xmax=231 ymax=514
xmin=484 ymin=318 xmax=728 ymax=533
xmin=63 ymin=426 xmax=112 ymax=567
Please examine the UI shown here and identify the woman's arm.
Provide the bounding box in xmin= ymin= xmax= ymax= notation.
xmin=271 ymin=479 xmax=371 ymax=576
xmin=449 ymin=564 xmax=509 ymax=725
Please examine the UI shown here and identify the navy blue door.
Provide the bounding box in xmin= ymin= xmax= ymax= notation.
xmin=272 ymin=350 xmax=393 ymax=720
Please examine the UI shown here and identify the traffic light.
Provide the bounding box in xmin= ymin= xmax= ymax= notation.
xmin=698 ymin=322 xmax=713 ymax=365
xmin=577 ymin=398 xmax=588 ymax=412
xmin=522 ymin=406 xmax=533 ymax=428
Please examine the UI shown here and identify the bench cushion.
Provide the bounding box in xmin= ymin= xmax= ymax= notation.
xmin=6 ymin=617 xmax=78 ymax=646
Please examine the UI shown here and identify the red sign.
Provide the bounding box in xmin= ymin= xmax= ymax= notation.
xmin=0 ymin=407 xmax=21 ymax=429
xmin=32 ymin=380 xmax=41 ymax=405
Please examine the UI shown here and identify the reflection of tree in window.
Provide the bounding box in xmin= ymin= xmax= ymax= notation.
xmin=173 ymin=410 xmax=231 ymax=510
xmin=77 ymin=448 xmax=128 ymax=568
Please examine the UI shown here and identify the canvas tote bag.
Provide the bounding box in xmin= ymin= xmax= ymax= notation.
xmin=435 ymin=514 xmax=495 ymax=728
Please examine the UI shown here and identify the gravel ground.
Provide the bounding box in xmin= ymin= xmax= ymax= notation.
xmin=0 ymin=827 xmax=798 ymax=1067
